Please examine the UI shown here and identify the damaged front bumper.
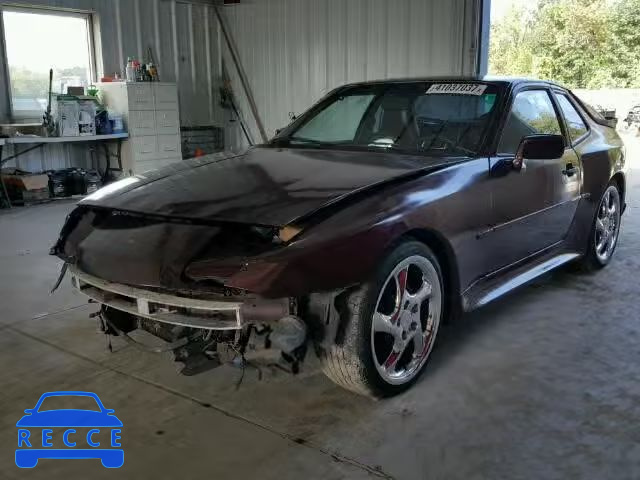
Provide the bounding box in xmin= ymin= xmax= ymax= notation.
xmin=69 ymin=266 xmax=291 ymax=331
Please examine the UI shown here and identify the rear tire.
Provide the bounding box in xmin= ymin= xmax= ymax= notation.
xmin=577 ymin=182 xmax=621 ymax=271
xmin=319 ymin=240 xmax=444 ymax=397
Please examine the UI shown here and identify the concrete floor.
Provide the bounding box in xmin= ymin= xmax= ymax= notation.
xmin=1 ymin=135 xmax=639 ymax=479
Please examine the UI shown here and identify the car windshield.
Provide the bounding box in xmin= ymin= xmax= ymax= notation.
xmin=37 ymin=395 xmax=101 ymax=412
xmin=281 ymin=82 xmax=500 ymax=156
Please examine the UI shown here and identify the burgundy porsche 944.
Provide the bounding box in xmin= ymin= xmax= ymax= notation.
xmin=52 ymin=77 xmax=627 ymax=397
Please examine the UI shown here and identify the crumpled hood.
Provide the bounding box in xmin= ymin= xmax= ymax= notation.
xmin=80 ymin=147 xmax=448 ymax=226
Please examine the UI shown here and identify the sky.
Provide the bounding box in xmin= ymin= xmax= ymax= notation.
xmin=491 ymin=0 xmax=620 ymax=21
xmin=491 ymin=0 xmax=539 ymax=21
xmin=2 ymin=10 xmax=91 ymax=72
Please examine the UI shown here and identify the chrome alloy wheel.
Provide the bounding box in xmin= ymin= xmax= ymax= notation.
xmin=371 ymin=255 xmax=442 ymax=385
xmin=595 ymin=186 xmax=621 ymax=264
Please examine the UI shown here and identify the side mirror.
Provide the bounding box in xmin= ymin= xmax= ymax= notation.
xmin=105 ymin=409 xmax=115 ymax=414
xmin=24 ymin=409 xmax=33 ymax=414
xmin=515 ymin=134 xmax=565 ymax=168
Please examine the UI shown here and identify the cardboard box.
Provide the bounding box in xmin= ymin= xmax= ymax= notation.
xmin=21 ymin=187 xmax=50 ymax=203
xmin=0 ymin=170 xmax=50 ymax=202
xmin=67 ymin=86 xmax=85 ymax=95
xmin=1 ymin=171 xmax=49 ymax=191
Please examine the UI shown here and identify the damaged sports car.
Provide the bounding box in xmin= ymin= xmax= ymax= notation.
xmin=52 ymin=77 xmax=627 ymax=397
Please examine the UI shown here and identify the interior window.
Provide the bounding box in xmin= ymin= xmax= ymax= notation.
xmin=292 ymin=94 xmax=375 ymax=143
xmin=556 ymin=94 xmax=588 ymax=141
xmin=1 ymin=8 xmax=94 ymax=118
xmin=498 ymin=90 xmax=562 ymax=154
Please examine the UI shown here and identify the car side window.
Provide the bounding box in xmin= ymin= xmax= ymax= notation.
xmin=498 ymin=90 xmax=562 ymax=154
xmin=556 ymin=94 xmax=588 ymax=142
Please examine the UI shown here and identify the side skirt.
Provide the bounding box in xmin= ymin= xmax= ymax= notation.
xmin=462 ymin=250 xmax=580 ymax=311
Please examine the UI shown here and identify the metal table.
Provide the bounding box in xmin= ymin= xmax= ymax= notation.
xmin=0 ymin=133 xmax=128 ymax=208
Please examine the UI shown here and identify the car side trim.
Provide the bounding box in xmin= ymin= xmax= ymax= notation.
xmin=462 ymin=252 xmax=580 ymax=311
xmin=476 ymin=199 xmax=579 ymax=239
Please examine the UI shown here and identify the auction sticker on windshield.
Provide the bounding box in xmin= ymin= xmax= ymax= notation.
xmin=426 ymin=83 xmax=487 ymax=95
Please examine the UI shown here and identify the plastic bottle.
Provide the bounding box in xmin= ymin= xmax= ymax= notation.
xmin=125 ymin=57 xmax=135 ymax=82
xmin=133 ymin=60 xmax=142 ymax=82
xmin=148 ymin=62 xmax=158 ymax=81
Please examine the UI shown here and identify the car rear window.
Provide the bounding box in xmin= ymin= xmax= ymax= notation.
xmin=571 ymin=93 xmax=611 ymax=127
xmin=556 ymin=94 xmax=589 ymax=141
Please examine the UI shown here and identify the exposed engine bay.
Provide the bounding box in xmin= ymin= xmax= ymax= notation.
xmin=50 ymin=205 xmax=342 ymax=379
xmin=68 ymin=265 xmax=312 ymax=377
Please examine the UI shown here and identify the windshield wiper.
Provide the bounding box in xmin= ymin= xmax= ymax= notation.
xmin=423 ymin=120 xmax=449 ymax=152
xmin=392 ymin=113 xmax=416 ymax=145
xmin=449 ymin=124 xmax=476 ymax=156
xmin=287 ymin=136 xmax=334 ymax=146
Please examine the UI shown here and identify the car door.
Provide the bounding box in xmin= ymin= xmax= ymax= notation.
xmin=547 ymin=90 xmax=585 ymax=228
xmin=486 ymin=88 xmax=571 ymax=270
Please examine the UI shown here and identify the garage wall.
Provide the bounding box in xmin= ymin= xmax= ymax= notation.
xmin=0 ymin=0 xmax=484 ymax=169
xmin=222 ymin=0 xmax=481 ymax=146
xmin=0 ymin=0 xmax=223 ymax=171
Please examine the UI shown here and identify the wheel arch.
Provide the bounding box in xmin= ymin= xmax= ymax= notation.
xmin=611 ymin=171 xmax=626 ymax=208
xmin=306 ymin=226 xmax=462 ymax=343
xmin=401 ymin=228 xmax=462 ymax=320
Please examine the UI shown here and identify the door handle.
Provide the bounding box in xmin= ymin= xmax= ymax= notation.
xmin=562 ymin=163 xmax=577 ymax=177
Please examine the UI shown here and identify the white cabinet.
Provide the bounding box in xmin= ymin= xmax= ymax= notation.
xmin=155 ymin=110 xmax=180 ymax=134
xmin=132 ymin=136 xmax=158 ymax=161
xmin=154 ymin=85 xmax=179 ymax=109
xmin=129 ymin=111 xmax=156 ymax=136
xmin=157 ymin=134 xmax=181 ymax=158
xmin=97 ymin=82 xmax=182 ymax=175
xmin=128 ymin=84 xmax=155 ymax=110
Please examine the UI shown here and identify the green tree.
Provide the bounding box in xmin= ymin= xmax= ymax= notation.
xmin=531 ymin=0 xmax=609 ymax=88
xmin=489 ymin=0 xmax=640 ymax=89
xmin=606 ymin=0 xmax=640 ymax=87
xmin=9 ymin=66 xmax=48 ymax=98
xmin=489 ymin=5 xmax=535 ymax=77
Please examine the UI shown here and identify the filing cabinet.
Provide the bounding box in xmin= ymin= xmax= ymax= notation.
xmin=98 ymin=82 xmax=182 ymax=175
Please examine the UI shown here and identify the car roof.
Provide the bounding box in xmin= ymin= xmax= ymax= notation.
xmin=340 ymin=75 xmax=564 ymax=90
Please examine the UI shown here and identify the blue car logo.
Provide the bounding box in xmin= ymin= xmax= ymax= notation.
xmin=15 ymin=391 xmax=123 ymax=468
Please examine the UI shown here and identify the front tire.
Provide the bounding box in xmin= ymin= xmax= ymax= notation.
xmin=319 ymin=241 xmax=443 ymax=397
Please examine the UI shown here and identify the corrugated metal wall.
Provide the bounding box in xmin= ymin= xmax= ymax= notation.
xmin=0 ymin=0 xmax=481 ymax=170
xmin=0 ymin=0 xmax=223 ymax=171
xmin=222 ymin=0 xmax=480 ymax=145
